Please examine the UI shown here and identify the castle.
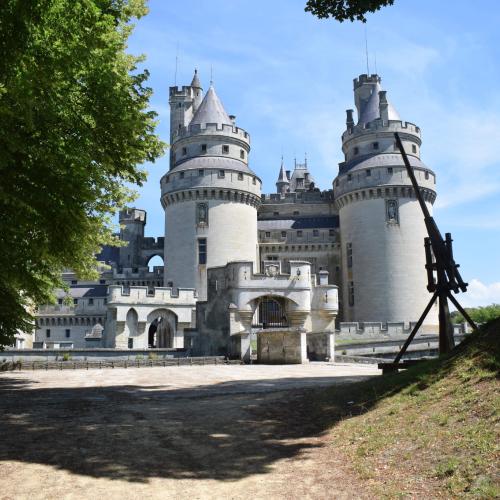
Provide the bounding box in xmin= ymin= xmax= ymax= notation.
xmin=30 ymin=70 xmax=439 ymax=361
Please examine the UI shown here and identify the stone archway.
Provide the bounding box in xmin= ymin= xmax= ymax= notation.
xmin=146 ymin=309 xmax=177 ymax=348
xmin=251 ymin=296 xmax=289 ymax=329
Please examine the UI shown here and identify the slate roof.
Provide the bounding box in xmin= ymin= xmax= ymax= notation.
xmin=172 ymin=156 xmax=254 ymax=174
xmin=358 ymin=82 xmax=400 ymax=125
xmin=55 ymin=285 xmax=108 ymax=299
xmin=190 ymin=85 xmax=231 ymax=126
xmin=339 ymin=153 xmax=431 ymax=175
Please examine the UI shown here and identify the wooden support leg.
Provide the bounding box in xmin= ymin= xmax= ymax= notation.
xmin=394 ymin=291 xmax=439 ymax=364
xmin=438 ymin=292 xmax=455 ymax=354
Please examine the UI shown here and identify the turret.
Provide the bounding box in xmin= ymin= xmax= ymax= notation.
xmin=333 ymin=74 xmax=438 ymax=330
xmin=288 ymin=156 xmax=314 ymax=192
xmin=276 ymin=158 xmax=290 ymax=194
xmin=168 ymin=69 xmax=204 ymax=163
xmin=118 ymin=208 xmax=146 ymax=267
xmin=190 ymin=69 xmax=203 ymax=109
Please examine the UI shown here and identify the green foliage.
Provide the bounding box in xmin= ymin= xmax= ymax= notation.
xmin=62 ymin=352 xmax=72 ymax=361
xmin=305 ymin=0 xmax=395 ymax=22
xmin=451 ymin=303 xmax=500 ymax=324
xmin=0 ymin=0 xmax=165 ymax=347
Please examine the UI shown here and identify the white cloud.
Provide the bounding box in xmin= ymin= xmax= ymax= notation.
xmin=456 ymin=279 xmax=500 ymax=308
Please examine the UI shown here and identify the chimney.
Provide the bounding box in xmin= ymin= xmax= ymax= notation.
xmin=379 ymin=91 xmax=389 ymax=123
xmin=346 ymin=109 xmax=354 ymax=131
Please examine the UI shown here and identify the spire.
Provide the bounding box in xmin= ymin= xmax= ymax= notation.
xmin=190 ymin=84 xmax=232 ymax=126
xmin=190 ymin=68 xmax=202 ymax=89
xmin=277 ymin=157 xmax=289 ymax=182
xmin=276 ymin=157 xmax=290 ymax=194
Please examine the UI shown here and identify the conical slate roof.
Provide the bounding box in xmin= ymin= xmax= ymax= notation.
xmin=277 ymin=160 xmax=289 ymax=183
xmin=190 ymin=85 xmax=232 ymax=126
xmin=358 ymin=82 xmax=400 ymax=125
xmin=191 ymin=69 xmax=202 ymax=89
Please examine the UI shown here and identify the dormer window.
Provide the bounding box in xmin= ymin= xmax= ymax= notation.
xmin=353 ymin=147 xmax=359 ymax=155
xmin=412 ymin=144 xmax=417 ymax=153
xmin=222 ymin=145 xmax=229 ymax=154
xmin=182 ymin=147 xmax=187 ymax=156
xmin=373 ymin=142 xmax=379 ymax=150
xmin=366 ymin=169 xmax=371 ymax=177
xmin=238 ymin=173 xmax=243 ymax=180
xmin=240 ymin=149 xmax=245 ymax=159
xmin=180 ymin=172 xmax=184 ymax=179
xmin=387 ymin=167 xmax=393 ymax=174
xmin=218 ymin=170 xmax=225 ymax=178
xmin=198 ymin=169 xmax=204 ymax=176
xmin=347 ymin=174 xmax=352 ymax=181
xmin=201 ymin=144 xmax=207 ymax=153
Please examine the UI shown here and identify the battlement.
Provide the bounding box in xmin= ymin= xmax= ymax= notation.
xmin=353 ymin=74 xmax=381 ymax=89
xmin=342 ymin=119 xmax=421 ymax=142
xmin=169 ymin=85 xmax=196 ymax=99
xmin=107 ymin=285 xmax=197 ymax=304
xmin=260 ymin=190 xmax=334 ymax=204
xmin=119 ymin=207 xmax=146 ymax=224
xmin=141 ymin=237 xmax=164 ymax=250
xmin=173 ymin=122 xmax=250 ymax=143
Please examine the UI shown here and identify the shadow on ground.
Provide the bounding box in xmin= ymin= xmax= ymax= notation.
xmin=0 ymin=371 xmax=410 ymax=483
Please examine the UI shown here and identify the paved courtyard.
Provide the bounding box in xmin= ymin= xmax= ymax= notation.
xmin=0 ymin=363 xmax=379 ymax=499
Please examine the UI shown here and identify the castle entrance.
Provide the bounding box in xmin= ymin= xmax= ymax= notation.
xmin=147 ymin=309 xmax=176 ymax=348
xmin=252 ymin=296 xmax=288 ymax=329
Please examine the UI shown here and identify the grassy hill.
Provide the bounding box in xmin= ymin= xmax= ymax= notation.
xmin=302 ymin=319 xmax=499 ymax=498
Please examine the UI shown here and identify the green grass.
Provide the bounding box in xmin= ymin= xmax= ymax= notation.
xmin=300 ymin=319 xmax=500 ymax=498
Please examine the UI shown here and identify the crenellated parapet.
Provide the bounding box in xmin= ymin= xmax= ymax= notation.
xmin=173 ymin=122 xmax=250 ymax=143
xmin=342 ymin=119 xmax=421 ymax=142
xmin=107 ymin=285 xmax=197 ymax=305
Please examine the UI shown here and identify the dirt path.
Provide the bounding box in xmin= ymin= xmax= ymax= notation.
xmin=0 ymin=364 xmax=378 ymax=499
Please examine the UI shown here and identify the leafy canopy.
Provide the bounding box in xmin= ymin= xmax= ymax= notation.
xmin=451 ymin=304 xmax=500 ymax=325
xmin=305 ymin=0 xmax=395 ymax=22
xmin=0 ymin=0 xmax=165 ymax=347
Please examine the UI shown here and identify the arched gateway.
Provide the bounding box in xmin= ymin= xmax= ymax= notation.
xmin=147 ymin=309 xmax=177 ymax=348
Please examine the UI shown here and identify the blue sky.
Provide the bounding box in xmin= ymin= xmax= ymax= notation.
xmin=127 ymin=0 xmax=500 ymax=307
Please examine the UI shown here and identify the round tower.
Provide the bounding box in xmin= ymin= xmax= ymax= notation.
xmin=161 ymin=75 xmax=261 ymax=300
xmin=333 ymin=74 xmax=438 ymax=329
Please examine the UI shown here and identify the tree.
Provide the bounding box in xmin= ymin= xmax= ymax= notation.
xmin=0 ymin=0 xmax=165 ymax=347
xmin=305 ymin=0 xmax=395 ymax=22
xmin=451 ymin=304 xmax=500 ymax=325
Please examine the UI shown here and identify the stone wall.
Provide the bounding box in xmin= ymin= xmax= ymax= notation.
xmin=257 ymin=330 xmax=307 ymax=364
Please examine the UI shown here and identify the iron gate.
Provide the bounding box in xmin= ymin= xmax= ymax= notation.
xmin=252 ymin=297 xmax=288 ymax=329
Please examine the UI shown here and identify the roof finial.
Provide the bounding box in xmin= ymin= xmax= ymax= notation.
xmin=210 ymin=64 xmax=213 ymax=86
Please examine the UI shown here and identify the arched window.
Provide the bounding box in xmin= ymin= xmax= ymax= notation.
xmin=126 ymin=308 xmax=138 ymax=337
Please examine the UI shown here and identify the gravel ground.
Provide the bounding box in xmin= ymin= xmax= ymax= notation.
xmin=0 ymin=363 xmax=380 ymax=500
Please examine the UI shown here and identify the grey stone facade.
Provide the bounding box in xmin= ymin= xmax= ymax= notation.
xmin=30 ymin=70 xmax=439 ymax=356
